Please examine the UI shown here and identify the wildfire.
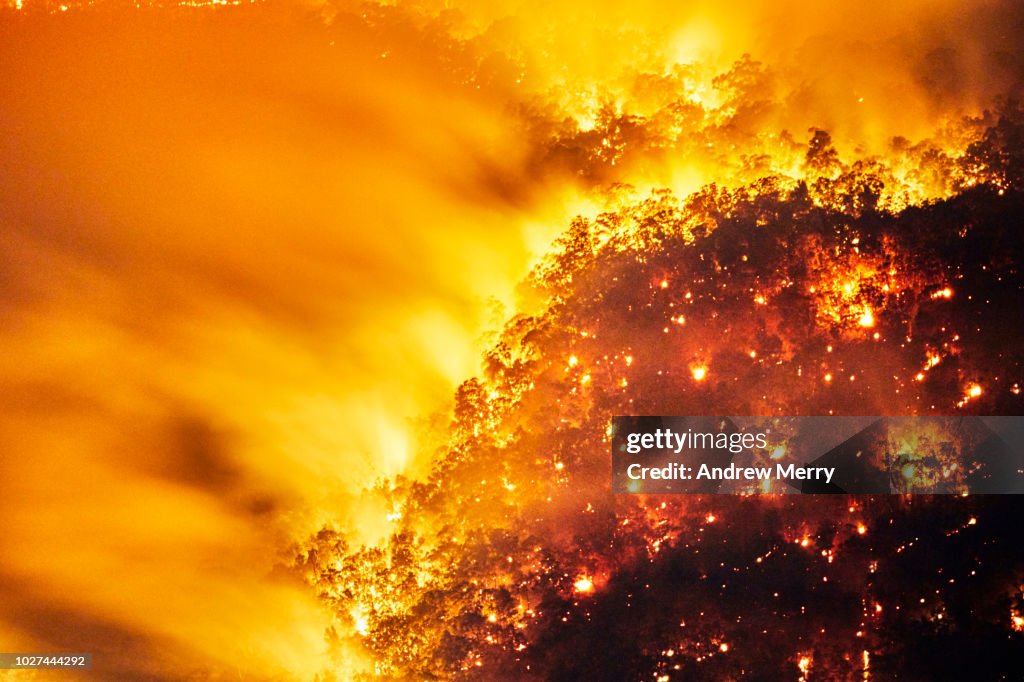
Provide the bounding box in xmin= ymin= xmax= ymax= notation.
xmin=3 ymin=1 xmax=1024 ymax=680
xmin=806 ymin=242 xmax=910 ymax=338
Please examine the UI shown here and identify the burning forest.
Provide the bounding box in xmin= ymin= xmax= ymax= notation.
xmin=1 ymin=0 xmax=1024 ymax=680
xmin=294 ymin=103 xmax=1024 ymax=679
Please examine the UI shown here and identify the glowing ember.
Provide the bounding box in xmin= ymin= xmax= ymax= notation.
xmin=858 ymin=308 xmax=875 ymax=328
xmin=573 ymin=577 xmax=594 ymax=593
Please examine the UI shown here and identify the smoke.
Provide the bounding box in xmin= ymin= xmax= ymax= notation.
xmin=524 ymin=0 xmax=1019 ymax=163
xmin=0 ymin=8 xmax=549 ymax=678
xmin=446 ymin=0 xmax=1024 ymax=127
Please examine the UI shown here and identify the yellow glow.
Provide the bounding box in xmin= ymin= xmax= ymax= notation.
xmin=670 ymin=18 xmax=722 ymax=65
xmin=858 ymin=308 xmax=875 ymax=328
xmin=353 ymin=611 xmax=370 ymax=636
xmin=692 ymin=366 xmax=708 ymax=381
xmin=573 ymin=577 xmax=594 ymax=593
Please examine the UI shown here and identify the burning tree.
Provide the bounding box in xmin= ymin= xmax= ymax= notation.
xmin=292 ymin=100 xmax=1024 ymax=680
